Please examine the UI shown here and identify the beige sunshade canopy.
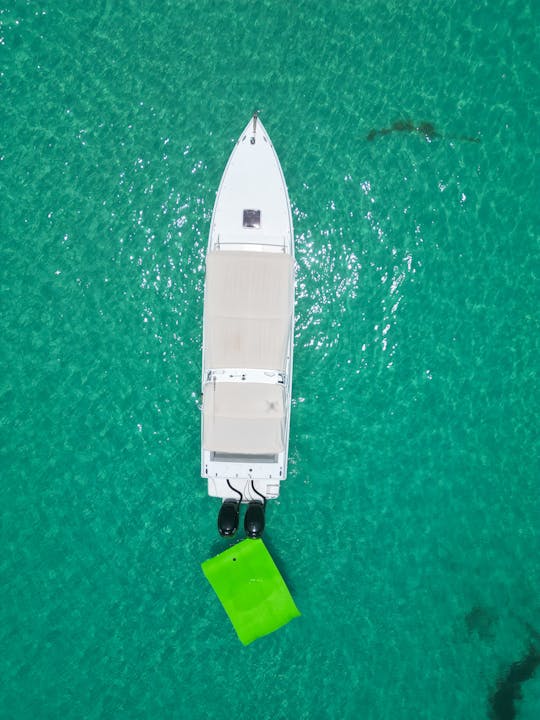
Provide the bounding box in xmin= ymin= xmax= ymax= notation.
xmin=203 ymin=382 xmax=285 ymax=455
xmin=204 ymin=251 xmax=294 ymax=370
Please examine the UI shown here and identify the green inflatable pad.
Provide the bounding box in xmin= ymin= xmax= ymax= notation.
xmin=201 ymin=538 xmax=300 ymax=645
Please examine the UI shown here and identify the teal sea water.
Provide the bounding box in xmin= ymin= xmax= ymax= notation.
xmin=1 ymin=1 xmax=539 ymax=718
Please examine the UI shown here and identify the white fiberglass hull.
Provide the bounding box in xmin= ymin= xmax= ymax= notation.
xmin=201 ymin=115 xmax=294 ymax=503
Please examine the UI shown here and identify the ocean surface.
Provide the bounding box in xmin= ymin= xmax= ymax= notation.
xmin=1 ymin=1 xmax=539 ymax=718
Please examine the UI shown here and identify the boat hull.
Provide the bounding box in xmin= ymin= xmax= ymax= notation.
xmin=201 ymin=116 xmax=294 ymax=502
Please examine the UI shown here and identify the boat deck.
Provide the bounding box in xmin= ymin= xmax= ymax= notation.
xmin=201 ymin=116 xmax=294 ymax=502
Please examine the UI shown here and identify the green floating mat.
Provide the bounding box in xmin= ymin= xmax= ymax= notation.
xmin=202 ymin=538 xmax=300 ymax=646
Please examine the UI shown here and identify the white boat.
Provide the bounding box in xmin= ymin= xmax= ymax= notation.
xmin=201 ymin=114 xmax=295 ymax=537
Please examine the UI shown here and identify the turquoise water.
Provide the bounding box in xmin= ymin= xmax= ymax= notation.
xmin=1 ymin=0 xmax=539 ymax=718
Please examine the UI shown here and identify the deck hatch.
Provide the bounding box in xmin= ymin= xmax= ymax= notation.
xmin=243 ymin=209 xmax=261 ymax=228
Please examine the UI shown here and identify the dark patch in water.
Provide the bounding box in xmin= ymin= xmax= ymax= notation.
xmin=465 ymin=606 xmax=497 ymax=640
xmin=366 ymin=119 xmax=480 ymax=143
xmin=488 ymin=642 xmax=540 ymax=720
xmin=391 ymin=119 xmax=415 ymax=132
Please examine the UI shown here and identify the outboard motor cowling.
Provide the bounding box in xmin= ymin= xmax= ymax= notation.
xmin=218 ymin=500 xmax=240 ymax=537
xmin=244 ymin=501 xmax=265 ymax=539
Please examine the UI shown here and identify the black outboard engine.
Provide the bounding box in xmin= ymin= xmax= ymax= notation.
xmin=217 ymin=500 xmax=240 ymax=537
xmin=244 ymin=501 xmax=265 ymax=539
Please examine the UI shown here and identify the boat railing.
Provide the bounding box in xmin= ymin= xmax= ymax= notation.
xmin=205 ymin=368 xmax=285 ymax=385
xmin=215 ymin=234 xmax=287 ymax=253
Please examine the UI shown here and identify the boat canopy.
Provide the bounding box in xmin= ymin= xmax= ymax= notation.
xmin=203 ymin=250 xmax=294 ymax=370
xmin=203 ymin=382 xmax=285 ymax=455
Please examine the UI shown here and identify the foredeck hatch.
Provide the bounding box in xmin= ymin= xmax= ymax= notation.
xmin=243 ymin=209 xmax=261 ymax=228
